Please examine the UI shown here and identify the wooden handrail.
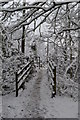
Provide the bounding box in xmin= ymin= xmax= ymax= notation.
xmin=32 ymin=56 xmax=41 ymax=69
xmin=17 ymin=64 xmax=32 ymax=83
xmin=18 ymin=61 xmax=32 ymax=75
xmin=15 ymin=60 xmax=34 ymax=97
xmin=48 ymin=59 xmax=56 ymax=98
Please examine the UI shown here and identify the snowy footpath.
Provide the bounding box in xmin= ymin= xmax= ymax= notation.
xmin=2 ymin=66 xmax=78 ymax=118
xmin=0 ymin=94 xmax=2 ymax=118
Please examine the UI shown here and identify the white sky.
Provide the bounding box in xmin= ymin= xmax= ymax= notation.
xmin=24 ymin=0 xmax=79 ymax=2
xmin=0 ymin=0 xmax=79 ymax=3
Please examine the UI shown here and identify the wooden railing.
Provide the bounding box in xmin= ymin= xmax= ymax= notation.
xmin=48 ymin=59 xmax=56 ymax=98
xmin=15 ymin=60 xmax=34 ymax=97
xmin=32 ymin=56 xmax=41 ymax=69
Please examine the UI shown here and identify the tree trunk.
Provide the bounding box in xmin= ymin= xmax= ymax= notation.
xmin=1 ymin=26 xmax=7 ymax=57
xmin=67 ymin=4 xmax=72 ymax=78
xmin=78 ymin=4 xmax=80 ymax=117
xmin=21 ymin=0 xmax=26 ymax=53
xmin=64 ymin=32 xmax=67 ymax=62
xmin=47 ymin=38 xmax=49 ymax=62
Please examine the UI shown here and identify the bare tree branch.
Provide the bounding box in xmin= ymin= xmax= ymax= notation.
xmin=58 ymin=26 xmax=80 ymax=34
xmin=0 ymin=5 xmax=46 ymax=12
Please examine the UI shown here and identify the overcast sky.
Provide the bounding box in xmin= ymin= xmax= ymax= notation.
xmin=0 ymin=0 xmax=79 ymax=3
xmin=21 ymin=0 xmax=79 ymax=3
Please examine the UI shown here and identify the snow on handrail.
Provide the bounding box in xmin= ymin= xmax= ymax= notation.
xmin=18 ymin=64 xmax=32 ymax=83
xmin=48 ymin=59 xmax=56 ymax=97
xmin=15 ymin=60 xmax=34 ymax=97
xmin=17 ymin=60 xmax=33 ymax=75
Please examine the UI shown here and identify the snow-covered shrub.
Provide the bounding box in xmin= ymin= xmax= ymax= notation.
xmin=2 ymin=49 xmax=30 ymax=95
xmin=56 ymin=76 xmax=78 ymax=100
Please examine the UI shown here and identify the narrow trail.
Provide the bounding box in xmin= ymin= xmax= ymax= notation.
xmin=25 ymin=68 xmax=43 ymax=118
xmin=3 ymin=66 xmax=49 ymax=118
xmin=20 ymin=65 xmax=51 ymax=118
xmin=2 ymin=64 xmax=78 ymax=118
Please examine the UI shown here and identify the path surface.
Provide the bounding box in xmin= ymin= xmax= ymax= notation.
xmin=2 ymin=66 xmax=78 ymax=118
xmin=2 ymin=67 xmax=48 ymax=118
xmin=24 ymin=68 xmax=44 ymax=118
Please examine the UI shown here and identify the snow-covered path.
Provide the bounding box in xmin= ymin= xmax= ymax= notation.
xmin=23 ymin=68 xmax=43 ymax=118
xmin=2 ymin=67 xmax=46 ymax=118
xmin=2 ymin=66 xmax=78 ymax=118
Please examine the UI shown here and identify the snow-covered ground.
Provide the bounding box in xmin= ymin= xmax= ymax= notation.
xmin=0 ymin=95 xmax=2 ymax=119
xmin=2 ymin=66 xmax=78 ymax=118
xmin=0 ymin=33 xmax=2 ymax=119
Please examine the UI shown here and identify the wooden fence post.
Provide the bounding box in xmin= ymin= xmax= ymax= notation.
xmin=47 ymin=61 xmax=49 ymax=81
xmin=48 ymin=59 xmax=56 ymax=98
xmin=15 ymin=72 xmax=18 ymax=97
xmin=32 ymin=58 xmax=34 ymax=66
xmin=39 ymin=57 xmax=40 ymax=69
xmin=51 ymin=65 xmax=56 ymax=98
xmin=31 ymin=59 xmax=34 ymax=72
xmin=53 ymin=66 xmax=56 ymax=95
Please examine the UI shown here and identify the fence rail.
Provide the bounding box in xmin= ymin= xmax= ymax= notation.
xmin=15 ymin=60 xmax=34 ymax=97
xmin=32 ymin=56 xmax=41 ymax=69
xmin=48 ymin=59 xmax=56 ymax=98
